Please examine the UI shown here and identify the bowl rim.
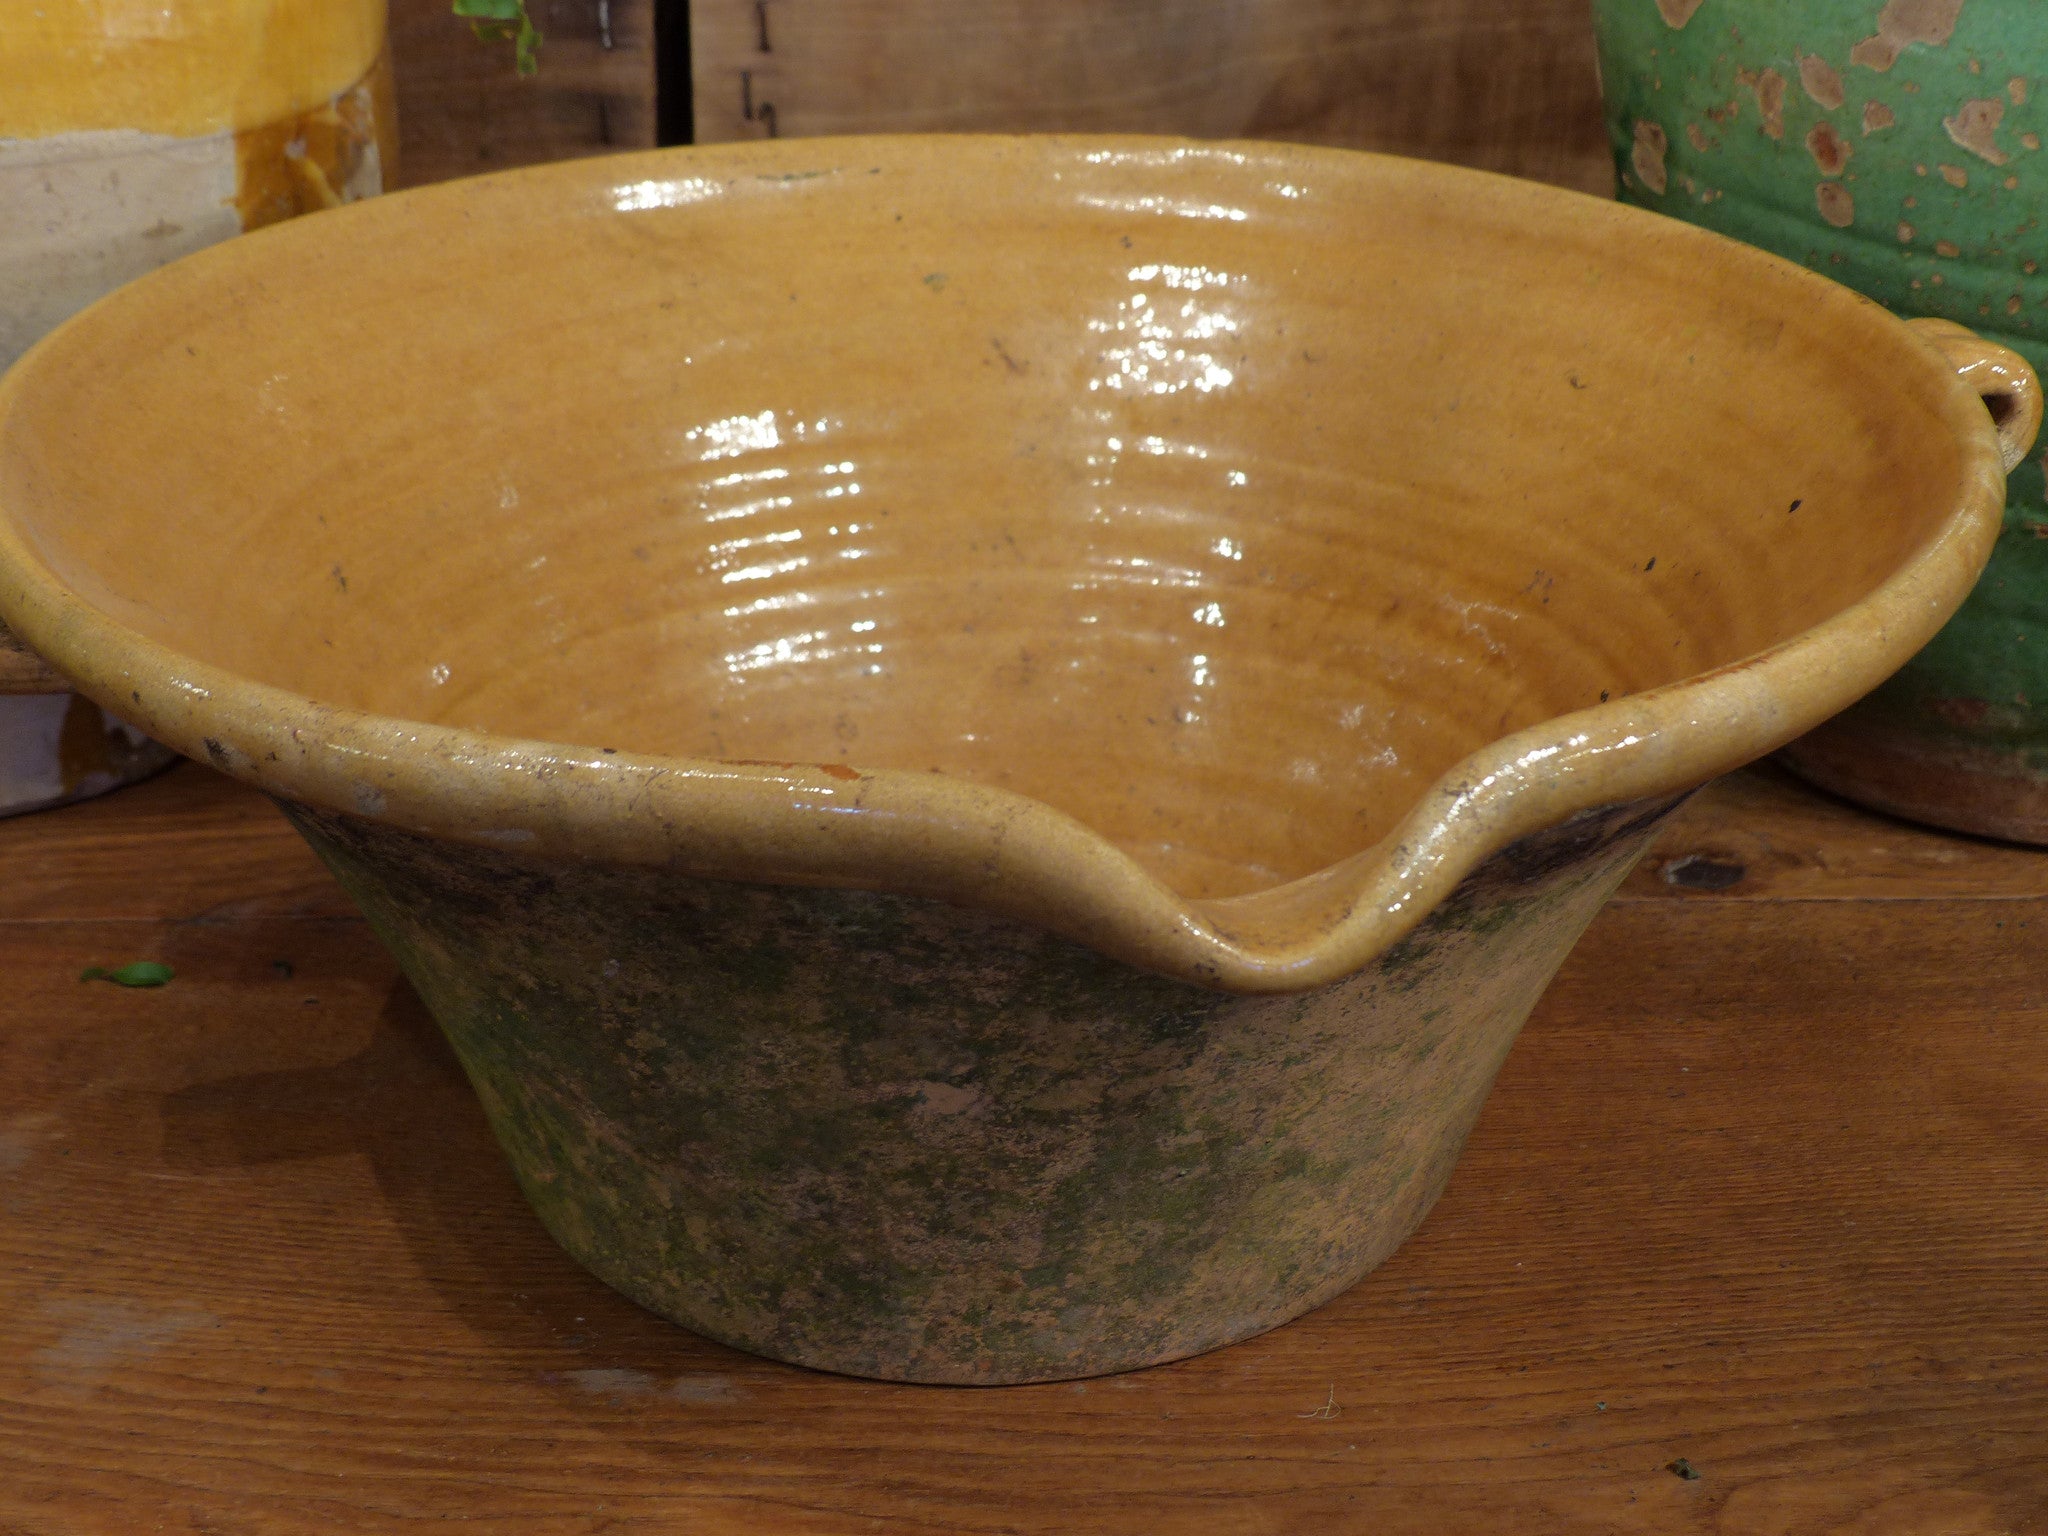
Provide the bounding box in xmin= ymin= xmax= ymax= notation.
xmin=0 ymin=134 xmax=2017 ymax=991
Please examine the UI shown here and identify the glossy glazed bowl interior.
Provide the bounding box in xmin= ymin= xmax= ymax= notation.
xmin=0 ymin=137 xmax=2018 ymax=986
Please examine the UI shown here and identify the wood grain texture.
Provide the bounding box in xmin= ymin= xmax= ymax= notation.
xmin=1623 ymin=762 xmax=2048 ymax=903
xmin=1 ymin=763 xmax=2044 ymax=1530
xmin=690 ymin=0 xmax=1613 ymax=194
xmin=388 ymin=0 xmax=656 ymax=188
xmin=0 ymin=621 xmax=65 ymax=695
xmin=0 ymin=761 xmax=348 ymax=924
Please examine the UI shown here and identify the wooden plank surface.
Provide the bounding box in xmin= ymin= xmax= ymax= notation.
xmin=0 ymin=621 xmax=64 ymax=696
xmin=690 ymin=0 xmax=1613 ymax=195
xmin=1 ymin=762 xmax=2044 ymax=1531
xmin=1623 ymin=763 xmax=2048 ymax=903
xmin=385 ymin=0 xmax=1610 ymax=196
xmin=388 ymin=0 xmax=657 ymax=188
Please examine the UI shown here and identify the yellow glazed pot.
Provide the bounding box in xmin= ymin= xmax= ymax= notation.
xmin=0 ymin=0 xmax=393 ymax=814
xmin=0 ymin=0 xmax=394 ymax=365
xmin=0 ymin=138 xmax=2031 ymax=1383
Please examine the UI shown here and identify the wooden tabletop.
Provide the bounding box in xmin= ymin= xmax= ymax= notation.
xmin=1 ymin=761 xmax=2044 ymax=1532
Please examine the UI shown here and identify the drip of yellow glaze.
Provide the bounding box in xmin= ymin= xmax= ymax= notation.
xmin=56 ymin=691 xmax=167 ymax=795
xmin=234 ymin=50 xmax=390 ymax=232
xmin=366 ymin=39 xmax=400 ymax=189
xmin=55 ymin=693 xmax=111 ymax=794
xmin=0 ymin=0 xmax=384 ymax=140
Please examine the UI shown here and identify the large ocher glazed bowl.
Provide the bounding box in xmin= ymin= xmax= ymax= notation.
xmin=0 ymin=138 xmax=2032 ymax=1384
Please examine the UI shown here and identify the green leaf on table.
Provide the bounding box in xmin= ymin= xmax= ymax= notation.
xmin=80 ymin=961 xmax=175 ymax=988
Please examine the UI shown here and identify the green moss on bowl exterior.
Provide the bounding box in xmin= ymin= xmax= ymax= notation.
xmin=291 ymin=796 xmax=1675 ymax=1384
xmin=1594 ymin=0 xmax=2048 ymax=838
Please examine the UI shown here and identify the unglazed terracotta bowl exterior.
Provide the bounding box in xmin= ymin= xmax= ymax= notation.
xmin=0 ymin=0 xmax=394 ymax=815
xmin=0 ymin=138 xmax=2031 ymax=1383
xmin=1593 ymin=0 xmax=2048 ymax=839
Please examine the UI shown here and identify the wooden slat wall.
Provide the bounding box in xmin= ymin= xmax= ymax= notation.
xmin=689 ymin=0 xmax=1613 ymax=195
xmin=388 ymin=0 xmax=659 ymax=187
xmin=386 ymin=2 xmax=1612 ymax=195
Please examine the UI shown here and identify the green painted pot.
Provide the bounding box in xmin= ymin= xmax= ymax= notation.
xmin=1594 ymin=0 xmax=2048 ymax=839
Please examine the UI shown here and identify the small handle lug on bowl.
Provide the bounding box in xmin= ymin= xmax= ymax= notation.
xmin=1908 ymin=317 xmax=2042 ymax=474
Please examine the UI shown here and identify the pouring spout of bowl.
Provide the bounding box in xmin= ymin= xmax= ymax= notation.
xmin=1202 ymin=316 xmax=2035 ymax=987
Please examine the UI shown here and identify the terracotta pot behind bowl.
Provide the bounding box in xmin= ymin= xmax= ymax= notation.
xmin=0 ymin=137 xmax=2029 ymax=1381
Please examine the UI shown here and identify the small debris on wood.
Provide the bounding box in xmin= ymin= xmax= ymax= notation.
xmin=1662 ymin=854 xmax=1746 ymax=891
xmin=1298 ymin=1386 xmax=1340 ymax=1420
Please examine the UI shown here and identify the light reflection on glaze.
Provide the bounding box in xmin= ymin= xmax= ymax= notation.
xmin=1064 ymin=246 xmax=1255 ymax=725
xmin=660 ymin=403 xmax=899 ymax=689
xmin=719 ymin=557 xmax=807 ymax=587
xmin=611 ymin=176 xmax=724 ymax=212
xmin=1077 ymin=195 xmax=1250 ymax=224
xmin=708 ymin=466 xmax=789 ymax=488
xmin=1079 ymin=146 xmax=1255 ymax=170
xmin=723 ymin=593 xmax=816 ymax=619
xmin=683 ymin=409 xmax=784 ymax=460
xmin=1084 ymin=269 xmax=1242 ymax=397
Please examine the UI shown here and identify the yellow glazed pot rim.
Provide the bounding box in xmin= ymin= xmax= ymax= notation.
xmin=0 ymin=136 xmax=2022 ymax=991
xmin=0 ymin=0 xmax=387 ymax=139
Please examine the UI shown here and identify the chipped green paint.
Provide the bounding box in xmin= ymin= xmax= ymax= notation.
xmin=1594 ymin=0 xmax=2048 ymax=836
xmin=283 ymin=796 xmax=1681 ymax=1384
